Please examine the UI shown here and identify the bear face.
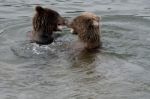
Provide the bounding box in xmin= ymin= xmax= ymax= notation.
xmin=69 ymin=12 xmax=101 ymax=49
xmin=31 ymin=6 xmax=66 ymax=45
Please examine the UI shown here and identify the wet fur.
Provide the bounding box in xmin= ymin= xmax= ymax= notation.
xmin=70 ymin=12 xmax=101 ymax=49
xmin=32 ymin=6 xmax=66 ymax=45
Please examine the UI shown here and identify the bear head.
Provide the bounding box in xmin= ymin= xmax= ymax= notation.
xmin=32 ymin=6 xmax=67 ymax=45
xmin=69 ymin=12 xmax=101 ymax=49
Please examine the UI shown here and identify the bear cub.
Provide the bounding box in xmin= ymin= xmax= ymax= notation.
xmin=69 ymin=12 xmax=101 ymax=49
xmin=31 ymin=6 xmax=66 ymax=45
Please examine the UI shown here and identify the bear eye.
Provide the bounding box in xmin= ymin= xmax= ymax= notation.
xmin=86 ymin=19 xmax=93 ymax=27
xmin=86 ymin=19 xmax=92 ymax=23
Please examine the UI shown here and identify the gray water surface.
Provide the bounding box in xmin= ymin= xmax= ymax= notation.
xmin=0 ymin=0 xmax=150 ymax=99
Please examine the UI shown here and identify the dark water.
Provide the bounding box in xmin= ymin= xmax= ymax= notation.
xmin=0 ymin=0 xmax=150 ymax=99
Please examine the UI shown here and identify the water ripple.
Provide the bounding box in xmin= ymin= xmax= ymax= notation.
xmin=0 ymin=0 xmax=150 ymax=99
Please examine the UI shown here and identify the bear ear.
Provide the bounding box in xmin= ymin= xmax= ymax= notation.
xmin=97 ymin=16 xmax=101 ymax=21
xmin=35 ymin=6 xmax=44 ymax=13
xmin=93 ymin=20 xmax=99 ymax=26
xmin=93 ymin=16 xmax=101 ymax=26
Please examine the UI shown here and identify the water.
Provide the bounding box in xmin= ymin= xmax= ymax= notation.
xmin=0 ymin=0 xmax=150 ymax=99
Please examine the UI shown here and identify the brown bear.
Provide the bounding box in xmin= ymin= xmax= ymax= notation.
xmin=31 ymin=6 xmax=67 ymax=45
xmin=69 ymin=12 xmax=101 ymax=49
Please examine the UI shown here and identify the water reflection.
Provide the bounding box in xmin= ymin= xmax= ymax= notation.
xmin=0 ymin=0 xmax=150 ymax=99
xmin=71 ymin=49 xmax=98 ymax=67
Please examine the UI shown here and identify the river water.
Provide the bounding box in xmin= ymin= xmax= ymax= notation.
xmin=0 ymin=0 xmax=150 ymax=99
